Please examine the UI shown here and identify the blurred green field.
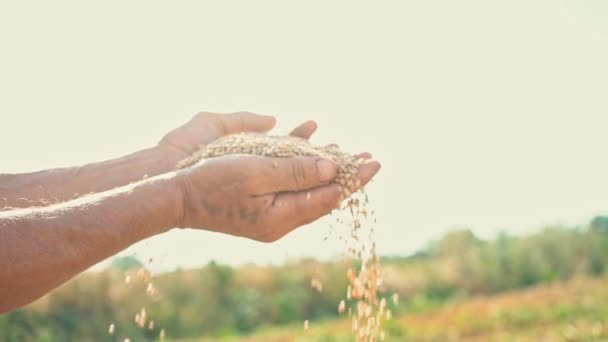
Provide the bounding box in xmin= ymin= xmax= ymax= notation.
xmin=198 ymin=276 xmax=608 ymax=342
xmin=3 ymin=217 xmax=608 ymax=341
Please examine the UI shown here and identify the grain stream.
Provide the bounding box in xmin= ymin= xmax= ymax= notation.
xmin=180 ymin=133 xmax=386 ymax=341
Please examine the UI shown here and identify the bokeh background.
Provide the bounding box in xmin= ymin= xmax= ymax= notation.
xmin=1 ymin=1 xmax=608 ymax=341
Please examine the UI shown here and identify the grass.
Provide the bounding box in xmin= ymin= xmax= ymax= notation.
xmin=191 ymin=276 xmax=608 ymax=341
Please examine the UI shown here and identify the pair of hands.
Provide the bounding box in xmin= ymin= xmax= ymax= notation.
xmin=159 ymin=112 xmax=380 ymax=242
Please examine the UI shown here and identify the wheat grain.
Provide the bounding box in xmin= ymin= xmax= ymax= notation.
xmin=179 ymin=133 xmax=386 ymax=341
xmin=178 ymin=133 xmax=363 ymax=195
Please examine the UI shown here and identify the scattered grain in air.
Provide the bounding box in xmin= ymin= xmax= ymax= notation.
xmin=108 ymin=323 xmax=115 ymax=335
xmin=146 ymin=283 xmax=156 ymax=296
xmin=392 ymin=293 xmax=399 ymax=305
xmin=135 ymin=307 xmax=147 ymax=328
xmin=179 ymin=133 xmax=384 ymax=341
xmin=304 ymin=320 xmax=309 ymax=331
xmin=311 ymin=279 xmax=323 ymax=292
xmin=148 ymin=257 xmax=154 ymax=263
xmin=137 ymin=268 xmax=150 ymax=281
xmin=364 ymin=306 xmax=372 ymax=318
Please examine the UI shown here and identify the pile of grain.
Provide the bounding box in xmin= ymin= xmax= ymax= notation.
xmin=179 ymin=133 xmax=363 ymax=197
xmin=180 ymin=133 xmax=387 ymax=341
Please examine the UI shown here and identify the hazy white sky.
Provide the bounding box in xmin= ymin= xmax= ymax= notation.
xmin=1 ymin=1 xmax=607 ymax=269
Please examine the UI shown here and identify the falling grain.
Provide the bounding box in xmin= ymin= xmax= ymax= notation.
xmin=146 ymin=282 xmax=157 ymax=296
xmin=179 ymin=133 xmax=385 ymax=341
xmin=311 ymin=279 xmax=323 ymax=292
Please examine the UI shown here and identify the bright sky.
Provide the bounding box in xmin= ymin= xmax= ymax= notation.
xmin=1 ymin=1 xmax=607 ymax=270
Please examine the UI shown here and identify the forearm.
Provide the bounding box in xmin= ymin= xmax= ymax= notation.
xmin=0 ymin=145 xmax=177 ymax=209
xmin=0 ymin=172 xmax=180 ymax=313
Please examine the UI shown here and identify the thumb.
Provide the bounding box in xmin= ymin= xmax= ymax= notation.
xmin=253 ymin=156 xmax=337 ymax=194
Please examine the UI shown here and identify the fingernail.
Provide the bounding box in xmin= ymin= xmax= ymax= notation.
xmin=317 ymin=159 xmax=337 ymax=182
xmin=372 ymin=161 xmax=382 ymax=172
xmin=365 ymin=160 xmax=382 ymax=177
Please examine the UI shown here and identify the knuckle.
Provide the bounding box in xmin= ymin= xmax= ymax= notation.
xmin=290 ymin=160 xmax=308 ymax=190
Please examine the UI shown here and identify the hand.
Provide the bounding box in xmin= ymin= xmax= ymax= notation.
xmin=174 ymin=154 xmax=380 ymax=242
xmin=160 ymin=111 xmax=317 ymax=167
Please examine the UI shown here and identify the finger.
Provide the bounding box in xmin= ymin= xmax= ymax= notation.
xmin=355 ymin=160 xmax=381 ymax=188
xmin=258 ymin=159 xmax=381 ymax=241
xmin=262 ymin=184 xmax=342 ymax=241
xmin=202 ymin=111 xmax=276 ymax=136
xmin=250 ymin=156 xmax=337 ymax=194
xmin=289 ymin=120 xmax=317 ymax=140
xmin=223 ymin=111 xmax=277 ymax=134
xmin=337 ymin=159 xmax=381 ymax=199
xmin=356 ymin=152 xmax=373 ymax=160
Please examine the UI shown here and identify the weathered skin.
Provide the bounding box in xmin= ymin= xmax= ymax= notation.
xmin=0 ymin=112 xmax=381 ymax=313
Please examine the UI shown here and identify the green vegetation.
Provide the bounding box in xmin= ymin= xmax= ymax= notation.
xmin=219 ymin=277 xmax=608 ymax=341
xmin=1 ymin=216 xmax=608 ymax=341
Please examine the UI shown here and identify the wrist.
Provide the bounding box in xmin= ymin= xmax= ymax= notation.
xmin=134 ymin=172 xmax=185 ymax=236
xmin=171 ymin=170 xmax=193 ymax=229
xmin=171 ymin=167 xmax=212 ymax=230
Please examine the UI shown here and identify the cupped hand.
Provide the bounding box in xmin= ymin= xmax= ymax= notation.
xmin=159 ymin=111 xmax=319 ymax=167
xmin=174 ymin=154 xmax=381 ymax=242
